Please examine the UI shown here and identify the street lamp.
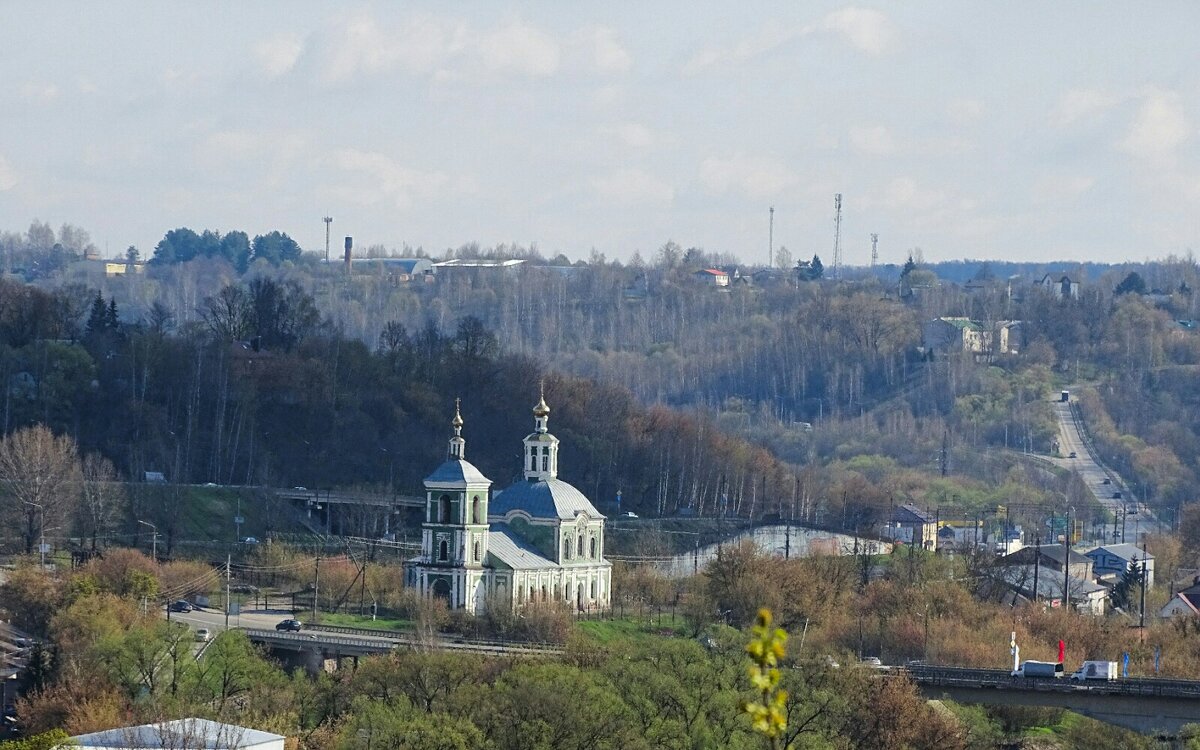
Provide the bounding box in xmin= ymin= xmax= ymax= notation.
xmin=22 ymin=501 xmax=44 ymax=568
xmin=138 ymin=520 xmax=159 ymax=561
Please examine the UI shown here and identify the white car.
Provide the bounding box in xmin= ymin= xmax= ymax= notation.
xmin=194 ymin=628 xmax=211 ymax=642
xmin=621 ymin=511 xmax=639 ymax=519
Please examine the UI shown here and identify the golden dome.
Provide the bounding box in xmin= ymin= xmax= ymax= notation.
xmin=533 ymin=381 xmax=550 ymax=417
xmin=451 ymin=398 xmax=464 ymax=428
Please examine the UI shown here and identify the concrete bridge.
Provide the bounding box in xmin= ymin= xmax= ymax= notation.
xmin=907 ymin=665 xmax=1200 ymax=737
xmin=273 ymin=488 xmax=425 ymax=537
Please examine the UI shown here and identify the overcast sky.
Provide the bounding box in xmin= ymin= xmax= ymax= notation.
xmin=2 ymin=2 xmax=1199 ymax=265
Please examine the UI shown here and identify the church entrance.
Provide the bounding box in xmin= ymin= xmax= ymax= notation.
xmin=432 ymin=579 xmax=451 ymax=602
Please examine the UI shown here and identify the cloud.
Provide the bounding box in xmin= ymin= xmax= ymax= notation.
xmin=1121 ymin=90 xmax=1188 ymax=159
xmin=684 ymin=24 xmax=800 ymax=74
xmin=254 ymin=33 xmax=304 ymax=77
xmin=0 ymin=154 xmax=16 ymax=191
xmin=700 ymin=155 xmax=796 ymax=198
xmin=592 ymin=168 xmax=674 ymax=205
xmin=1031 ymin=173 xmax=1095 ymax=202
xmin=332 ymin=148 xmax=472 ymax=209
xmin=600 ymin=122 xmax=654 ymax=149
xmin=822 ymin=7 xmax=895 ymax=55
xmin=946 ymin=98 xmax=984 ymax=124
xmin=849 ymin=125 xmax=895 ymax=155
xmin=580 ymin=27 xmax=632 ymax=74
xmin=478 ymin=22 xmax=560 ymax=77
xmin=1052 ymin=88 xmax=1121 ymax=127
xmin=19 ymin=81 xmax=58 ymax=103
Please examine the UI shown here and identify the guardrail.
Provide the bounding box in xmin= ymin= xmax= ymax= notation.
xmin=302 ymin=622 xmax=564 ymax=653
xmin=904 ymin=664 xmax=1200 ymax=698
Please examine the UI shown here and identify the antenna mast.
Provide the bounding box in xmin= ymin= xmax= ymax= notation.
xmin=870 ymin=233 xmax=879 ymax=267
xmin=832 ymin=194 xmax=843 ymax=278
xmin=769 ymin=206 xmax=775 ymax=268
xmin=323 ymin=216 xmax=333 ymax=263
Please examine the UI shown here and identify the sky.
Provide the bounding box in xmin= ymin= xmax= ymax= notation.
xmin=2 ymin=2 xmax=1199 ymax=265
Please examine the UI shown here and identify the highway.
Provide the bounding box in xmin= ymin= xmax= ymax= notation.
xmin=1048 ymin=399 xmax=1163 ymax=539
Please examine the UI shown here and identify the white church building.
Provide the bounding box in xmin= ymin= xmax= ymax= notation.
xmin=404 ymin=394 xmax=612 ymax=614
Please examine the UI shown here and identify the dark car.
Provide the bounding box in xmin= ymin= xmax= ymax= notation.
xmin=169 ymin=600 xmax=193 ymax=613
xmin=275 ymin=619 xmax=303 ymax=632
xmin=1068 ymin=451 xmax=1077 ymax=458
xmin=1112 ymin=491 xmax=1122 ymax=499
xmin=1102 ymin=478 xmax=1111 ymax=485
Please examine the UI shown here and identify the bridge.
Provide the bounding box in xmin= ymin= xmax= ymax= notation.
xmin=273 ymin=488 xmax=425 ymax=537
xmin=241 ymin=623 xmax=562 ymax=674
xmin=906 ymin=665 xmax=1200 ymax=737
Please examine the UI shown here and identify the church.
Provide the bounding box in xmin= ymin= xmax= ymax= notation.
xmin=404 ymin=393 xmax=612 ymax=614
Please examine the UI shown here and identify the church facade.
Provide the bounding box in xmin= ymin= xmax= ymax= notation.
xmin=404 ymin=395 xmax=612 ymax=614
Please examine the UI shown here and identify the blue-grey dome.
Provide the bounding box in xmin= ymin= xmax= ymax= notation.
xmin=491 ymin=477 xmax=604 ymax=521
xmin=424 ymin=458 xmax=491 ymax=486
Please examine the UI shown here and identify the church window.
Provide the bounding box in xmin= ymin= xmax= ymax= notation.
xmin=542 ymin=447 xmax=549 ymax=472
xmin=590 ymin=537 xmax=597 ymax=559
xmin=472 ymin=496 xmax=482 ymax=524
xmin=438 ymin=540 xmax=449 ymax=562
xmin=590 ymin=578 xmax=597 ymax=600
xmin=563 ymin=537 xmax=572 ymax=560
xmin=473 ymin=540 xmax=480 ymax=562
xmin=529 ymin=450 xmax=536 ymax=472
xmin=439 ymin=495 xmax=452 ymax=523
xmin=577 ymin=534 xmax=583 ymax=558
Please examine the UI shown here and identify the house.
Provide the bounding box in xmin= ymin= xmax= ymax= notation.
xmin=68 ymin=719 xmax=285 ymax=750
xmin=405 ymin=394 xmax=612 ymax=614
xmin=1160 ymin=577 xmax=1200 ymax=618
xmin=1036 ymin=273 xmax=1081 ymax=300
xmin=998 ymin=544 xmax=1093 ymax=582
xmin=350 ymin=257 xmax=435 ymax=281
xmin=751 ymin=268 xmax=788 ymax=286
xmin=995 ymin=321 xmax=1023 ymax=355
xmin=693 ymin=268 xmax=730 ymax=287
xmin=1085 ymin=544 xmax=1154 ymax=587
xmin=984 ymin=564 xmax=1108 ymax=615
xmin=880 ymin=504 xmax=937 ymax=551
xmin=922 ymin=317 xmax=991 ymax=355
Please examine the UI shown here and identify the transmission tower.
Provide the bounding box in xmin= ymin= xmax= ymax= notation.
xmin=832 ymin=194 xmax=842 ymax=278
xmin=870 ymin=233 xmax=879 ymax=267
xmin=323 ymin=216 xmax=333 ymax=263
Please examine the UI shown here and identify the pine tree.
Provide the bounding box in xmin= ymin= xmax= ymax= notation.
xmin=85 ymin=293 xmax=107 ymax=335
xmin=1110 ymin=557 xmax=1143 ymax=612
xmin=809 ymin=255 xmax=824 ymax=280
xmin=105 ymin=298 xmax=119 ymax=331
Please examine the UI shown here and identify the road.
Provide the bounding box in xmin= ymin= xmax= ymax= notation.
xmin=1048 ymin=399 xmax=1163 ymax=539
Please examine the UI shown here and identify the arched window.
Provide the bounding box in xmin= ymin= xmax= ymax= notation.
xmin=438 ymin=540 xmax=449 ymax=561
xmin=529 ymin=450 xmax=537 ymax=472
xmin=439 ymin=495 xmax=451 ymax=523
xmin=472 ymin=496 xmax=482 ymax=524
xmin=590 ymin=578 xmax=597 ymax=600
xmin=563 ymin=537 xmax=572 ymax=560
xmin=473 ymin=540 xmax=481 ymax=562
xmin=590 ymin=537 xmax=597 ymax=559
xmin=577 ymin=534 xmax=583 ymax=559
xmin=542 ymin=446 xmax=549 ymax=472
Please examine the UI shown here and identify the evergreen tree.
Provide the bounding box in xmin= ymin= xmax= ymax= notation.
xmin=105 ymin=298 xmax=119 ymax=331
xmin=901 ymin=255 xmax=917 ymax=278
xmin=1110 ymin=557 xmax=1144 ymax=611
xmin=1114 ymin=271 xmax=1147 ymax=296
xmin=85 ymin=293 xmax=107 ymax=335
xmin=809 ymin=254 xmax=824 ymax=280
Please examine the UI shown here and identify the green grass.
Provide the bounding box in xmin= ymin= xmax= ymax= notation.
xmin=576 ymin=617 xmax=686 ymax=644
xmin=316 ymin=612 xmax=413 ymax=631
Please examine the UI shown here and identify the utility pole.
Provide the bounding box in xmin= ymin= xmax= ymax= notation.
xmin=940 ymin=431 xmax=949 ymax=477
xmin=323 ymin=216 xmax=333 ymax=263
xmin=1140 ymin=541 xmax=1148 ymax=629
xmin=1064 ymin=508 xmax=1071 ymax=612
xmin=224 ymin=554 xmax=232 ymax=629
xmin=313 ymin=556 xmax=320 ymax=624
xmin=138 ymin=520 xmax=158 ymax=562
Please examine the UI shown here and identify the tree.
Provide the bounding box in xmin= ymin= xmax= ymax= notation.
xmin=1114 ymin=271 xmax=1147 ymax=296
xmin=85 ymin=293 xmax=108 ymax=336
xmin=809 ymin=255 xmax=824 ymax=280
xmin=77 ymin=453 xmax=124 ymax=552
xmin=901 ymin=255 xmax=917 ymax=278
xmin=1110 ymin=557 xmax=1145 ymax=612
xmin=251 ymin=231 xmax=303 ymax=265
xmin=774 ymin=246 xmax=793 ymax=271
xmin=0 ymin=425 xmax=82 ymax=554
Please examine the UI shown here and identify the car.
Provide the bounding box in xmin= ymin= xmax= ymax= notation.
xmin=242 ymin=536 xmax=259 ymax=544
xmin=621 ymin=511 xmax=639 ymax=519
xmin=1112 ymin=491 xmax=1122 ymax=499
xmin=293 ymin=486 xmax=307 ymax=492
xmin=203 ymin=482 xmax=217 ymax=487
xmin=861 ymin=656 xmax=884 ymax=667
xmin=275 ymin=619 xmax=303 ymax=632
xmin=1102 ymin=478 xmax=1112 ymax=485
xmin=1068 ymin=451 xmax=1077 ymax=458
xmin=1128 ymin=505 xmax=1138 ymax=515
xmin=194 ymin=628 xmax=211 ymax=643
xmin=169 ymin=600 xmax=193 ymax=613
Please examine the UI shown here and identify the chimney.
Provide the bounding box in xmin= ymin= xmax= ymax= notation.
xmin=344 ymin=236 xmax=353 ymax=272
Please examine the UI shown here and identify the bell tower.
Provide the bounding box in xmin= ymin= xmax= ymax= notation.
xmin=523 ymin=384 xmax=560 ymax=481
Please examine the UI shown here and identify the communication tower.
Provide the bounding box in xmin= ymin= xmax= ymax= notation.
xmin=769 ymin=206 xmax=775 ymax=268
xmin=323 ymin=216 xmax=333 ymax=263
xmin=832 ymin=194 xmax=843 ymax=278
xmin=870 ymin=233 xmax=879 ymax=267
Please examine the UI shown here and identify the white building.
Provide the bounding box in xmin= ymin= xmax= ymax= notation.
xmin=68 ymin=719 xmax=284 ymax=750
xmin=405 ymin=394 xmax=612 ymax=614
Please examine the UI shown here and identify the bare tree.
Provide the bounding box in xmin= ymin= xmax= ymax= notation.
xmin=0 ymin=425 xmax=82 ymax=554
xmin=77 ymin=452 xmax=124 ymax=551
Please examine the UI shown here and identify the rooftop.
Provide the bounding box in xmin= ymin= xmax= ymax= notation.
xmin=491 ymin=477 xmax=604 ymax=521
xmin=70 ymin=719 xmax=284 ymax=750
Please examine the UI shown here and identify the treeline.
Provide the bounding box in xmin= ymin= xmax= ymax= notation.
xmin=150 ymin=227 xmax=303 ymax=270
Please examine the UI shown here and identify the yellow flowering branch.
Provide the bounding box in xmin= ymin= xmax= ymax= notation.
xmin=741 ymin=608 xmax=789 ymax=749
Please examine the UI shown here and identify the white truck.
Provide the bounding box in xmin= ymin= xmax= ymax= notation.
xmin=1014 ymin=660 xmax=1064 ymax=678
xmin=1070 ymin=660 xmax=1118 ymax=681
